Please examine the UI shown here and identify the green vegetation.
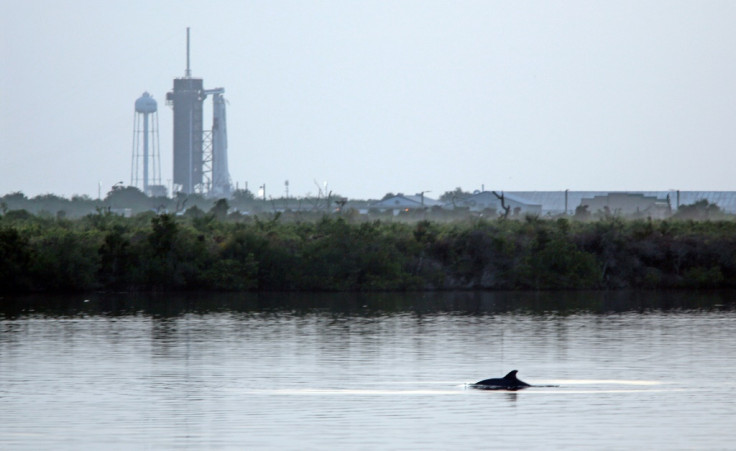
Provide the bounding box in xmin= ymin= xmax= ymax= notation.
xmin=2 ymin=206 xmax=735 ymax=293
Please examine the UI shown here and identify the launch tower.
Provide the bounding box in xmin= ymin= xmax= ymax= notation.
xmin=167 ymin=28 xmax=231 ymax=196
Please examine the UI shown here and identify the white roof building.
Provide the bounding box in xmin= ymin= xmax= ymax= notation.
xmin=370 ymin=194 xmax=442 ymax=214
xmin=450 ymin=191 xmax=542 ymax=216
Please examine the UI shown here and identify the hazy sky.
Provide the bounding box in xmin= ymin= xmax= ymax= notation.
xmin=2 ymin=0 xmax=735 ymax=200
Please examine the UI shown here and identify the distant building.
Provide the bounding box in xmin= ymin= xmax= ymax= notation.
xmin=370 ymin=194 xmax=441 ymax=215
xmin=579 ymin=193 xmax=670 ymax=218
xmin=450 ymin=191 xmax=542 ymax=216
xmin=504 ymin=191 xmax=736 ymax=215
xmin=366 ymin=191 xmax=736 ymax=218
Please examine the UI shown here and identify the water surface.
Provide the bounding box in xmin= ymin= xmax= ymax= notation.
xmin=2 ymin=291 xmax=735 ymax=449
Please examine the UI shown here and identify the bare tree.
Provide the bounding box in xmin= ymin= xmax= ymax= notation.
xmin=492 ymin=191 xmax=511 ymax=219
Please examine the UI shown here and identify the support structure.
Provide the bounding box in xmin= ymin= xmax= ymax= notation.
xmin=209 ymin=89 xmax=231 ymax=197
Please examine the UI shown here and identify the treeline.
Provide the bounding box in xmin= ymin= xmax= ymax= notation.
xmin=0 ymin=188 xmax=352 ymax=219
xmin=2 ymin=210 xmax=735 ymax=293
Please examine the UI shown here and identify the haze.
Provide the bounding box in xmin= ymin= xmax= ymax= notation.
xmin=2 ymin=0 xmax=735 ymax=200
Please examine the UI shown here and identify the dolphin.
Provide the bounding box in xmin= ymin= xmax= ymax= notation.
xmin=470 ymin=370 xmax=531 ymax=390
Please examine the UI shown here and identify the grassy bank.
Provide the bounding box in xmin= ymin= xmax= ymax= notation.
xmin=2 ymin=211 xmax=735 ymax=293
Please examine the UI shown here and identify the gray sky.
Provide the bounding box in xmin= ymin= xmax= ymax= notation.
xmin=2 ymin=0 xmax=735 ymax=200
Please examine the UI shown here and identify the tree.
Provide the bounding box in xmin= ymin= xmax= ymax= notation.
xmin=232 ymin=189 xmax=255 ymax=202
xmin=672 ymin=200 xmax=724 ymax=220
xmin=105 ymin=186 xmax=150 ymax=212
xmin=2 ymin=192 xmax=27 ymax=202
xmin=439 ymin=187 xmax=472 ymax=203
xmin=30 ymin=228 xmax=101 ymax=291
xmin=210 ymin=198 xmax=230 ymax=220
xmin=98 ymin=225 xmax=134 ymax=288
xmin=0 ymin=227 xmax=33 ymax=292
xmin=144 ymin=214 xmax=181 ymax=287
xmin=1 ymin=192 xmax=29 ymax=213
xmin=574 ymin=205 xmax=591 ymax=220
xmin=492 ymin=191 xmax=511 ymax=219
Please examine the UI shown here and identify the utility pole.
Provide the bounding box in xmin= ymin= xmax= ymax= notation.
xmin=418 ymin=190 xmax=431 ymax=208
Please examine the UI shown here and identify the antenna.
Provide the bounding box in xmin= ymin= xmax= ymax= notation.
xmin=185 ymin=27 xmax=191 ymax=77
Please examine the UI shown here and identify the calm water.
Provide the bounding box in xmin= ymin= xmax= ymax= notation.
xmin=2 ymin=291 xmax=736 ymax=450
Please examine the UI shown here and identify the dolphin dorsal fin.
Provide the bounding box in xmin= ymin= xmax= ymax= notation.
xmin=503 ymin=370 xmax=518 ymax=380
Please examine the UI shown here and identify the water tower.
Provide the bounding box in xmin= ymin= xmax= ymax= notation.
xmin=131 ymin=92 xmax=164 ymax=196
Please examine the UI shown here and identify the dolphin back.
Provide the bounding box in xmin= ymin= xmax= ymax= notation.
xmin=472 ymin=369 xmax=530 ymax=389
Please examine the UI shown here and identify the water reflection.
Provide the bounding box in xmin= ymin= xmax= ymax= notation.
xmin=2 ymin=289 xmax=735 ymax=318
